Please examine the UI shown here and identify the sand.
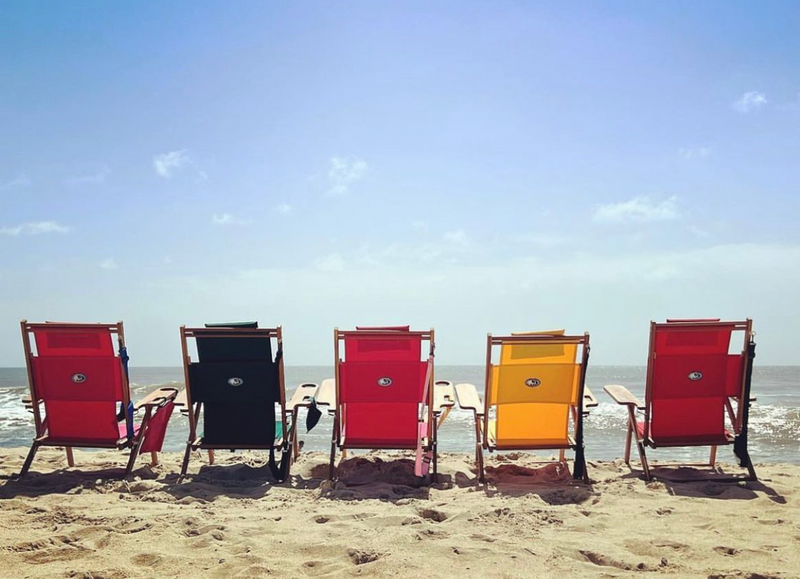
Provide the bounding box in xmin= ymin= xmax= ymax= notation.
xmin=0 ymin=448 xmax=798 ymax=579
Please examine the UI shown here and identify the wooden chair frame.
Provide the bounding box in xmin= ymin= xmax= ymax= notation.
xmin=19 ymin=320 xmax=177 ymax=478
xmin=605 ymin=319 xmax=757 ymax=481
xmin=456 ymin=332 xmax=595 ymax=483
xmin=327 ymin=328 xmax=448 ymax=481
xmin=177 ymin=325 xmax=293 ymax=478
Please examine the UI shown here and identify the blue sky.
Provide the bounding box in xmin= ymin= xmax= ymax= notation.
xmin=1 ymin=2 xmax=799 ymax=366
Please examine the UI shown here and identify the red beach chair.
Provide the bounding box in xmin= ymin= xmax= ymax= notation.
xmin=19 ymin=321 xmax=178 ymax=478
xmin=323 ymin=326 xmax=453 ymax=481
xmin=604 ymin=319 xmax=757 ymax=481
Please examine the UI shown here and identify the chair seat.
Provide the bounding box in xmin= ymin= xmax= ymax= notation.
xmin=636 ymin=421 xmax=733 ymax=447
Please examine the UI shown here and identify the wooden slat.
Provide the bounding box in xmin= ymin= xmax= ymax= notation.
xmin=433 ymin=381 xmax=456 ymax=412
xmin=288 ymin=383 xmax=319 ymax=410
xmin=455 ymin=383 xmax=484 ymax=414
xmin=316 ymin=379 xmax=336 ymax=408
xmin=604 ymin=384 xmax=644 ymax=408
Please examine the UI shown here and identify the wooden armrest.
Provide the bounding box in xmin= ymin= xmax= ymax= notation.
xmin=433 ymin=381 xmax=456 ymax=413
xmin=603 ymin=384 xmax=644 ymax=409
xmin=174 ymin=390 xmax=188 ymax=407
xmin=316 ymin=379 xmax=336 ymax=408
xmin=455 ymin=383 xmax=484 ymax=415
xmin=135 ymin=387 xmax=179 ymax=410
xmin=583 ymin=386 xmax=599 ymax=408
xmin=288 ymin=383 xmax=319 ymax=411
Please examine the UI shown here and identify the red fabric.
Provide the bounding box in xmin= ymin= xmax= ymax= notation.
xmin=119 ymin=422 xmax=141 ymax=439
xmin=648 ymin=323 xmax=736 ymax=443
xmin=345 ymin=328 xmax=420 ymax=362
xmin=637 ymin=420 xmax=731 ymax=445
xmin=725 ymin=354 xmax=744 ymax=397
xmin=140 ymin=402 xmax=174 ymax=453
xmin=34 ymin=328 xmax=114 ymax=357
xmin=340 ymin=361 xmax=427 ymax=403
xmin=33 ymin=357 xmax=123 ymax=401
xmin=342 ymin=402 xmax=418 ymax=446
xmin=45 ymin=401 xmax=120 ymax=441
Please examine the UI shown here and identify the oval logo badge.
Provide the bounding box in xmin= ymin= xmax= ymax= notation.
xmin=377 ymin=377 xmax=393 ymax=387
xmin=71 ymin=373 xmax=87 ymax=384
xmin=688 ymin=371 xmax=703 ymax=381
xmin=525 ymin=378 xmax=542 ymax=388
xmin=227 ymin=377 xmax=244 ymax=387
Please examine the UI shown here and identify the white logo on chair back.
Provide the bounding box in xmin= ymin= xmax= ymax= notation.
xmin=688 ymin=371 xmax=703 ymax=381
xmin=524 ymin=378 xmax=542 ymax=387
xmin=227 ymin=377 xmax=244 ymax=387
xmin=71 ymin=373 xmax=87 ymax=384
xmin=377 ymin=377 xmax=393 ymax=387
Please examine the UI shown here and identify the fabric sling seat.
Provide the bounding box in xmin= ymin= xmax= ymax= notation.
xmin=18 ymin=320 xmax=177 ymax=478
xmin=455 ymin=330 xmax=596 ymax=483
xmin=178 ymin=322 xmax=296 ymax=481
xmin=603 ymin=319 xmax=758 ymax=481
xmin=323 ymin=326 xmax=454 ymax=481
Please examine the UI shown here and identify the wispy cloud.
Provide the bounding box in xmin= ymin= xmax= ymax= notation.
xmin=732 ymin=91 xmax=767 ymax=113
xmin=275 ymin=203 xmax=293 ymax=215
xmin=315 ymin=252 xmax=345 ymax=272
xmin=412 ymin=220 xmax=428 ymax=231
xmin=99 ymin=258 xmax=118 ymax=270
xmin=327 ymin=156 xmax=368 ymax=195
xmin=212 ymin=213 xmax=250 ymax=225
xmin=0 ymin=174 xmax=31 ymax=190
xmin=443 ymin=229 xmax=470 ymax=246
xmin=593 ymin=196 xmax=679 ymax=223
xmin=153 ymin=150 xmax=189 ymax=178
xmin=0 ymin=221 xmax=70 ymax=236
xmin=64 ymin=167 xmax=110 ymax=185
xmin=195 ymin=170 xmax=209 ymax=184
xmin=678 ymin=147 xmax=711 ymax=160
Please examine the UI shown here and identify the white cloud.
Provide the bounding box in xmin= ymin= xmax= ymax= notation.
xmin=64 ymin=167 xmax=110 ymax=185
xmin=99 ymin=258 xmax=118 ymax=270
xmin=153 ymin=150 xmax=189 ymax=178
xmin=0 ymin=221 xmax=70 ymax=236
xmin=678 ymin=147 xmax=711 ymax=160
xmin=412 ymin=220 xmax=428 ymax=231
xmin=315 ymin=253 xmax=345 ymax=272
xmin=275 ymin=203 xmax=292 ymax=215
xmin=443 ymin=230 xmax=469 ymax=246
xmin=733 ymin=91 xmax=767 ymax=113
xmin=327 ymin=156 xmax=368 ymax=195
xmin=593 ymin=196 xmax=679 ymax=223
xmin=0 ymin=174 xmax=30 ymax=190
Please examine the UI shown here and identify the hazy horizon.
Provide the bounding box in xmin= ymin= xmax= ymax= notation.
xmin=2 ymin=2 xmax=799 ymax=366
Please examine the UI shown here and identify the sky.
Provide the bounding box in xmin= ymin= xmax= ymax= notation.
xmin=1 ymin=1 xmax=799 ymax=367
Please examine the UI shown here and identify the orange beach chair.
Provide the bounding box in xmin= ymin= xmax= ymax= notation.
xmin=604 ymin=319 xmax=757 ymax=481
xmin=455 ymin=331 xmax=596 ymax=482
xmin=19 ymin=321 xmax=177 ymax=477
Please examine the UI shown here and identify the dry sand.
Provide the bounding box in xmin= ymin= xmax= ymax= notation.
xmin=1 ymin=448 xmax=798 ymax=578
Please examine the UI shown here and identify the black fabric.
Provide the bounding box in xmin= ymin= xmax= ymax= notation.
xmin=269 ymin=441 xmax=292 ymax=481
xmin=196 ymin=322 xmax=272 ymax=362
xmin=190 ymin=322 xmax=280 ymax=447
xmin=202 ymin=401 xmax=275 ymax=446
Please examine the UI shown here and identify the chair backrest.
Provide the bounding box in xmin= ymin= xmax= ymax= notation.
xmin=182 ymin=323 xmax=283 ymax=446
xmin=487 ymin=331 xmax=589 ymax=445
xmin=645 ymin=319 xmax=752 ymax=441
xmin=336 ymin=327 xmax=433 ymax=446
xmin=23 ymin=322 xmax=127 ymax=442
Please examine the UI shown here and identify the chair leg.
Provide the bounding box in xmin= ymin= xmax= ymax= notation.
xmin=20 ymin=443 xmax=40 ymax=476
xmin=180 ymin=442 xmax=192 ymax=476
xmin=150 ymin=451 xmax=159 ymax=466
xmin=476 ymin=444 xmax=485 ymax=484
xmin=208 ymin=449 xmax=215 ymax=465
xmin=124 ymin=436 xmax=146 ymax=478
xmin=637 ymin=441 xmax=651 ymax=481
xmin=65 ymin=447 xmax=75 ymax=467
xmin=709 ymin=445 xmax=717 ymax=467
xmin=328 ymin=439 xmax=337 ymax=480
xmin=624 ymin=422 xmax=633 ymax=464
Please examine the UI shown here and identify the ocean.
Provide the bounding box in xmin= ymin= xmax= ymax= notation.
xmin=1 ymin=365 xmax=798 ymax=464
